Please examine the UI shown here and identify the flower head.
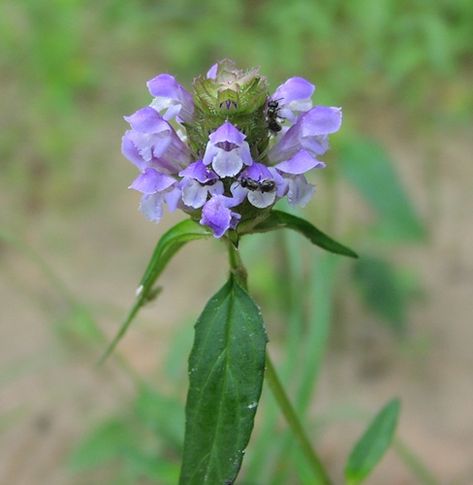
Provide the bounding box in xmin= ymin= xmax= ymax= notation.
xmin=121 ymin=60 xmax=342 ymax=237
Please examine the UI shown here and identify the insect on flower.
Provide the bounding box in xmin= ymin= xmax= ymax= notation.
xmin=266 ymin=98 xmax=283 ymax=133
xmin=240 ymin=177 xmax=276 ymax=193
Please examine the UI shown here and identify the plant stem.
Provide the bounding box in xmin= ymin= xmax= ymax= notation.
xmin=226 ymin=237 xmax=332 ymax=484
xmin=265 ymin=354 xmax=332 ymax=484
xmin=393 ymin=438 xmax=439 ymax=485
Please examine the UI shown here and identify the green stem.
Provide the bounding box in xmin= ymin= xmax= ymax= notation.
xmin=265 ymin=354 xmax=332 ymax=484
xmin=226 ymin=237 xmax=332 ymax=484
xmin=393 ymin=438 xmax=439 ymax=485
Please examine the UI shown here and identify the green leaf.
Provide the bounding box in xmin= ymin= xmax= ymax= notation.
xmin=99 ymin=219 xmax=211 ymax=363
xmin=250 ymin=210 xmax=358 ymax=258
xmin=345 ymin=399 xmax=401 ymax=484
xmin=180 ymin=276 xmax=267 ymax=485
xmin=338 ymin=137 xmax=425 ymax=242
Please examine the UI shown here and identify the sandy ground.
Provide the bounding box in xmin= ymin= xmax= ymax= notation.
xmin=0 ymin=113 xmax=472 ymax=484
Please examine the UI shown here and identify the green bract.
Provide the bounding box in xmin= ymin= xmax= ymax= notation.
xmin=187 ymin=59 xmax=270 ymax=160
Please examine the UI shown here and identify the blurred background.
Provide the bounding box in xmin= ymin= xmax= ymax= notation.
xmin=1 ymin=0 xmax=472 ymax=483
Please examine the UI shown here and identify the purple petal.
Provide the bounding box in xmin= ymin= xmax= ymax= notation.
xmin=200 ymin=196 xmax=234 ymax=238
xmin=230 ymin=181 xmax=249 ymax=204
xmin=122 ymin=131 xmax=147 ymax=170
xmin=300 ymin=134 xmax=330 ymax=156
xmin=272 ymin=77 xmax=315 ymax=104
xmin=181 ymin=179 xmax=209 ymax=209
xmin=209 ymin=121 xmax=246 ymax=146
xmin=269 ymin=106 xmax=341 ymax=162
xmin=124 ymin=107 xmax=167 ymax=133
xmin=211 ymin=149 xmax=243 ymax=178
xmin=239 ymin=142 xmax=254 ymax=166
xmin=207 ymin=63 xmax=218 ymax=79
xmin=147 ymin=74 xmax=182 ymax=98
xmin=164 ymin=187 xmax=182 ymax=211
xmin=268 ymin=167 xmax=289 ymax=197
xmin=179 ymin=160 xmax=217 ymax=183
xmin=247 ymin=190 xmax=276 ymax=209
xmin=129 ymin=168 xmax=176 ymax=194
xmin=147 ymin=74 xmax=194 ymax=123
xmin=229 ymin=211 xmax=241 ymax=230
xmin=275 ymin=149 xmax=325 ymax=175
xmin=287 ymin=175 xmax=315 ymax=207
xmin=241 ymin=162 xmax=272 ymax=181
xmin=202 ymin=144 xmax=218 ymax=166
xmin=139 ymin=193 xmax=164 ymax=223
xmin=302 ymin=106 xmax=342 ymax=136
xmin=208 ymin=181 xmax=224 ymax=196
xmin=161 ymin=103 xmax=181 ymax=121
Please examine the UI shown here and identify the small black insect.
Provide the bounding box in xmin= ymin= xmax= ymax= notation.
xmin=240 ymin=177 xmax=276 ymax=193
xmin=260 ymin=180 xmax=276 ymax=193
xmin=202 ymin=178 xmax=217 ymax=186
xmin=240 ymin=177 xmax=260 ymax=191
xmin=266 ymin=98 xmax=282 ymax=133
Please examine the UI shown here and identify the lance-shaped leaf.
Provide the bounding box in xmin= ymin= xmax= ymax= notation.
xmin=99 ymin=219 xmax=211 ymax=363
xmin=338 ymin=137 xmax=425 ymax=242
xmin=250 ymin=210 xmax=358 ymax=258
xmin=345 ymin=399 xmax=401 ymax=484
xmin=180 ymin=276 xmax=267 ymax=485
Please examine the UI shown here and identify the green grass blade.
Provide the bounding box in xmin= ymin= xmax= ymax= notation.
xmin=345 ymin=399 xmax=401 ymax=484
xmin=99 ymin=219 xmax=211 ymax=364
xmin=338 ymin=137 xmax=425 ymax=242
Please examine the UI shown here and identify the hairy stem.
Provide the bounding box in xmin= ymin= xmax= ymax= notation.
xmin=226 ymin=237 xmax=332 ymax=484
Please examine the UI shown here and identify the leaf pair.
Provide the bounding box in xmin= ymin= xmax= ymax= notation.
xmin=99 ymin=210 xmax=357 ymax=363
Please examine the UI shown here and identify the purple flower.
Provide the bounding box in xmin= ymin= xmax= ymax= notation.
xmin=200 ymin=195 xmax=241 ymax=238
xmin=269 ymin=106 xmax=342 ymax=163
xmin=122 ymin=61 xmax=343 ymax=237
xmin=272 ymin=150 xmax=325 ymax=207
xmin=147 ymin=74 xmax=194 ymax=123
xmin=122 ymin=107 xmax=191 ymax=174
xmin=129 ymin=168 xmax=181 ymax=222
xmin=286 ymin=175 xmax=315 ymax=207
xmin=271 ymin=77 xmax=315 ymax=124
xmin=275 ymin=149 xmax=325 ymax=174
xmin=203 ymin=121 xmax=253 ymax=177
xmin=179 ymin=161 xmax=224 ymax=209
xmin=231 ymin=163 xmax=287 ymax=209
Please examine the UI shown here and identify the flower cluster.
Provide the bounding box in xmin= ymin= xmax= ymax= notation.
xmin=122 ymin=60 xmax=342 ymax=238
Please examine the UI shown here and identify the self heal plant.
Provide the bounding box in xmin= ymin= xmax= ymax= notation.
xmin=102 ymin=60 xmax=400 ymax=484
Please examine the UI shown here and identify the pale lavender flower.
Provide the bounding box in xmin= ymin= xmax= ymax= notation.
xmin=284 ymin=175 xmax=315 ymax=207
xmin=202 ymin=121 xmax=253 ymax=177
xmin=129 ymin=168 xmax=181 ymax=222
xmin=179 ymin=161 xmax=224 ymax=209
xmin=122 ymin=107 xmax=191 ymax=174
xmin=147 ymin=74 xmax=194 ymax=123
xmin=200 ymin=195 xmax=241 ymax=238
xmin=273 ymin=150 xmax=326 ymax=207
xmin=269 ymin=106 xmax=342 ymax=163
xmin=271 ymin=77 xmax=315 ymax=124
